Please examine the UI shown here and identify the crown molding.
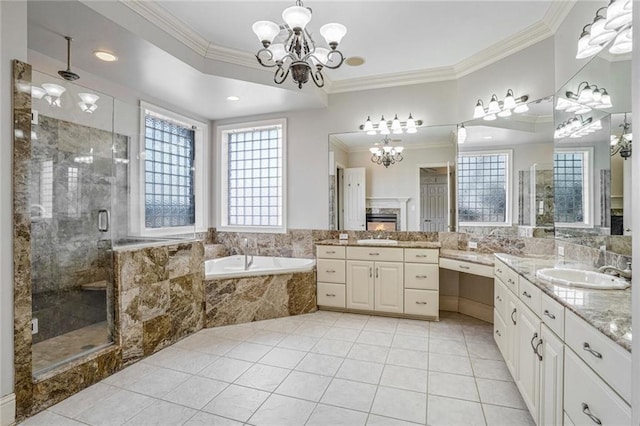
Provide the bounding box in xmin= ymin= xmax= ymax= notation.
xmin=119 ymin=0 xmax=577 ymax=95
xmin=121 ymin=0 xmax=210 ymax=56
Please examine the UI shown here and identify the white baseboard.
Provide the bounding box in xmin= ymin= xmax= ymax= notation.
xmin=458 ymin=298 xmax=493 ymax=323
xmin=0 ymin=393 xmax=15 ymax=426
xmin=439 ymin=295 xmax=459 ymax=312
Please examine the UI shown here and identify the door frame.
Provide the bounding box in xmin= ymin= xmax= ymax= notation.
xmin=415 ymin=162 xmax=452 ymax=231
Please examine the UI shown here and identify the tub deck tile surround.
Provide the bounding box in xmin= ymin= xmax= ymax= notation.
xmin=205 ymin=271 xmax=317 ymax=328
xmin=113 ymin=241 xmax=205 ymax=364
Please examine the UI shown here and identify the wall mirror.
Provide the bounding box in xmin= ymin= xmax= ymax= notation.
xmin=457 ymin=96 xmax=555 ymax=237
xmin=553 ymin=51 xmax=631 ymax=241
xmin=328 ymin=125 xmax=457 ymax=232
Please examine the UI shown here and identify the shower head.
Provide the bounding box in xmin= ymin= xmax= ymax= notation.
xmin=58 ymin=36 xmax=80 ymax=81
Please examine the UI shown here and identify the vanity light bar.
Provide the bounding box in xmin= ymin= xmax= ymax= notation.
xmin=359 ymin=114 xmax=423 ymax=135
xmin=576 ymin=0 xmax=632 ymax=59
xmin=473 ymin=90 xmax=529 ymax=120
xmin=554 ymin=115 xmax=602 ymax=139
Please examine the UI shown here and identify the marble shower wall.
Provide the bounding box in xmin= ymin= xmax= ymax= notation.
xmin=113 ymin=241 xmax=205 ymax=365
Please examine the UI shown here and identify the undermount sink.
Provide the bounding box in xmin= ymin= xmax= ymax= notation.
xmin=536 ymin=268 xmax=630 ymax=290
xmin=356 ymin=239 xmax=399 ymax=245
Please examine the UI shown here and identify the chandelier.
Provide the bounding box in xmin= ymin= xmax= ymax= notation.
xmin=611 ymin=113 xmax=632 ymax=159
xmin=554 ymin=115 xmax=602 ymax=139
xmin=473 ymin=90 xmax=529 ymax=121
xmin=370 ymin=136 xmax=404 ymax=168
xmin=252 ymin=0 xmax=347 ymax=89
xmin=576 ymin=0 xmax=632 ymax=59
xmin=360 ymin=114 xmax=422 ymax=135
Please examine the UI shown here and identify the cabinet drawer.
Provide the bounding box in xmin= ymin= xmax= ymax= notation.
xmin=316 ymin=259 xmax=345 ymax=283
xmin=493 ymin=309 xmax=507 ymax=358
xmin=518 ymin=277 xmax=541 ymax=317
xmin=404 ymin=263 xmax=438 ymax=290
xmin=404 ymin=248 xmax=438 ymax=264
xmin=404 ymin=289 xmax=438 ymax=316
xmin=316 ymin=245 xmax=345 ymax=259
xmin=347 ymin=246 xmax=403 ymax=262
xmin=564 ymin=310 xmax=631 ymax=403
xmin=494 ymin=278 xmax=508 ymax=321
xmin=564 ymin=349 xmax=631 ymax=426
xmin=540 ymin=292 xmax=564 ymax=339
xmin=317 ymin=282 xmax=346 ymax=308
xmin=494 ymin=259 xmax=518 ymax=293
xmin=439 ymin=258 xmax=494 ymax=278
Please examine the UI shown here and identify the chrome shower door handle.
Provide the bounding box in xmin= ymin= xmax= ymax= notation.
xmin=98 ymin=209 xmax=110 ymax=232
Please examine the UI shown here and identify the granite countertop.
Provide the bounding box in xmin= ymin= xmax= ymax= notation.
xmin=315 ymin=239 xmax=442 ymax=249
xmin=495 ymin=253 xmax=632 ymax=352
xmin=439 ymin=249 xmax=496 ymax=266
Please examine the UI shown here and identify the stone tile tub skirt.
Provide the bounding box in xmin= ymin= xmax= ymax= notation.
xmin=205 ymin=255 xmax=316 ymax=280
xmin=205 ymin=270 xmax=317 ymax=327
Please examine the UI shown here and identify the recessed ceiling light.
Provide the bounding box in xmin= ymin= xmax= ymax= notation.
xmin=226 ymin=96 xmax=240 ymax=101
xmin=93 ymin=51 xmax=118 ymax=62
xmin=483 ymin=136 xmax=493 ymax=140
xmin=345 ymin=56 xmax=365 ymax=66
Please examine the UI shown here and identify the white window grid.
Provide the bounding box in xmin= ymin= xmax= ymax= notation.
xmin=458 ymin=153 xmax=509 ymax=224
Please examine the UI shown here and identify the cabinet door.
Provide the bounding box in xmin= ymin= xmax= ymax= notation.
xmin=346 ymin=260 xmax=374 ymax=310
xmin=505 ymin=292 xmax=519 ymax=378
xmin=539 ymin=324 xmax=564 ymax=426
xmin=516 ymin=301 xmax=540 ymax=424
xmin=374 ymin=261 xmax=403 ymax=313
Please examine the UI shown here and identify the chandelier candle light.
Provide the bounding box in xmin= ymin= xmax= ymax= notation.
xmin=473 ymin=90 xmax=529 ymax=120
xmin=576 ymin=0 xmax=632 ymax=59
xmin=611 ymin=113 xmax=632 ymax=159
xmin=370 ymin=136 xmax=404 ymax=168
xmin=360 ymin=114 xmax=422 ymax=135
xmin=252 ymin=0 xmax=347 ymax=89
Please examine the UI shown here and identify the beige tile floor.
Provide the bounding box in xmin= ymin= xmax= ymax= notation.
xmin=21 ymin=311 xmax=534 ymax=426
xmin=32 ymin=321 xmax=112 ymax=374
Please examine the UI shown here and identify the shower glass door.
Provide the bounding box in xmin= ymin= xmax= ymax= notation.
xmin=30 ymin=70 xmax=115 ymax=375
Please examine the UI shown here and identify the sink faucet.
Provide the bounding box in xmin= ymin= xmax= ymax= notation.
xmin=599 ymin=262 xmax=632 ymax=279
xmin=242 ymin=238 xmax=254 ymax=270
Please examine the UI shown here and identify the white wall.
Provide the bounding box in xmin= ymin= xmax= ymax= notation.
xmin=1 ymin=0 xmax=27 ymax=407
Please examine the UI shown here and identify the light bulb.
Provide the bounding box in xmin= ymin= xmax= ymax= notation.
xmin=503 ymin=89 xmax=516 ymax=110
xmin=268 ymin=43 xmax=288 ymax=62
xmin=383 ymin=145 xmax=392 ymax=153
xmin=378 ymin=116 xmax=389 ymax=135
xmin=320 ymin=23 xmax=347 ymax=47
xmin=42 ymin=83 xmax=66 ymax=97
xmin=78 ymin=93 xmax=99 ymax=105
xmin=395 ymin=146 xmax=404 ymax=154
xmin=391 ymin=115 xmax=402 ymax=134
xmin=497 ymin=109 xmax=512 ymax=118
xmin=406 ymin=114 xmax=417 ymax=134
xmin=599 ymin=92 xmax=613 ymax=108
xmin=312 ymin=47 xmax=329 ymax=65
xmin=458 ymin=124 xmax=467 ymax=144
xmin=577 ymin=84 xmax=593 ymax=103
xmin=487 ymin=94 xmax=500 ymax=114
xmin=576 ymin=29 xmax=603 ymax=59
xmin=473 ymin=100 xmax=485 ymax=118
xmin=369 ymin=147 xmax=379 ymax=154
xmin=252 ymin=21 xmax=280 ymax=45
xmin=31 ymin=86 xmax=46 ymax=99
xmin=363 ymin=116 xmax=374 ymax=133
xmin=605 ymin=0 xmax=632 ymax=30
xmin=483 ymin=113 xmax=497 ymax=121
xmin=513 ymin=103 xmax=529 ymax=114
xmin=282 ymin=5 xmax=311 ymax=31
xmin=589 ymin=15 xmax=617 ymax=46
xmin=609 ymin=27 xmax=632 ymax=54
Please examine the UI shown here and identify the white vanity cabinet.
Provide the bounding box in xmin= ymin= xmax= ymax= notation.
xmin=316 ymin=244 xmax=438 ymax=318
xmin=493 ymin=259 xmax=631 ymax=426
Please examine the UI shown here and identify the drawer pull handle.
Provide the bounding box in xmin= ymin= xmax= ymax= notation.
xmin=522 ymin=291 xmax=532 ymax=299
xmin=511 ymin=308 xmax=517 ymax=325
xmin=416 ymin=275 xmax=428 ymax=279
xmin=415 ymin=301 xmax=427 ymax=305
xmin=534 ymin=338 xmax=543 ymax=361
xmin=497 ymin=268 xmax=503 ymax=273
xmin=325 ymin=293 xmax=336 ymax=297
xmin=416 ymin=255 xmax=428 ymax=258
xmin=507 ymin=278 xmax=515 ymax=284
xmin=495 ymin=329 xmax=501 ymax=337
xmin=326 ymin=270 xmax=336 ymax=273
xmin=543 ymin=310 xmax=556 ymax=320
xmin=582 ymin=342 xmax=603 ymax=359
xmin=326 ymin=250 xmax=336 ymax=254
xmin=369 ymin=252 xmax=380 ymax=256
xmin=459 ymin=265 xmax=470 ymax=270
xmin=495 ymin=295 xmax=502 ymax=302
xmin=376 ymin=268 xmax=379 ymax=278
xmin=370 ymin=267 xmax=372 ymax=278
xmin=581 ymin=403 xmax=602 ymax=425
xmin=530 ymin=332 xmax=539 ymax=355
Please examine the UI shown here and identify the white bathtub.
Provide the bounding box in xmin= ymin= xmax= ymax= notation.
xmin=205 ymin=255 xmax=316 ymax=280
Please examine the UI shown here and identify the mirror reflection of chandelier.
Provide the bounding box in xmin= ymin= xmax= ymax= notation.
xmin=370 ymin=136 xmax=404 ymax=168
xmin=611 ymin=113 xmax=632 ymax=159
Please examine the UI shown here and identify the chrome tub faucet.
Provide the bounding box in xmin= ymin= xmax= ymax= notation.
xmin=599 ymin=262 xmax=632 ymax=280
xmin=242 ymin=238 xmax=254 ymax=270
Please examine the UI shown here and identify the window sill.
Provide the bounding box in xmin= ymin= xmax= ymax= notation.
xmin=217 ymin=225 xmax=288 ymax=234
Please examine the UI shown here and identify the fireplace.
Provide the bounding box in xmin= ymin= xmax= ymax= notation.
xmin=366 ymin=213 xmax=398 ymax=231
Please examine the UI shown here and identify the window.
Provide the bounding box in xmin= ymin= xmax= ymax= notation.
xmin=143 ymin=113 xmax=195 ymax=228
xmin=458 ymin=151 xmax=512 ymax=226
xmin=218 ymin=119 xmax=286 ymax=233
xmin=131 ymin=101 xmax=208 ymax=235
xmin=554 ymin=149 xmax=592 ymax=227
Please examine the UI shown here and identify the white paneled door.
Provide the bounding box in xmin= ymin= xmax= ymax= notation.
xmin=343 ymin=168 xmax=366 ymax=230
